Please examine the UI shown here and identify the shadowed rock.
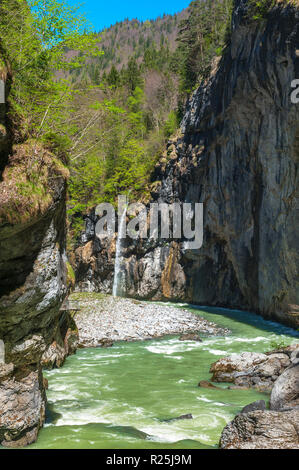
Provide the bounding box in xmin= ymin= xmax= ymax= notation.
xmin=198 ymin=381 xmax=222 ymax=390
xmin=240 ymin=400 xmax=266 ymax=414
xmin=161 ymin=414 xmax=193 ymax=423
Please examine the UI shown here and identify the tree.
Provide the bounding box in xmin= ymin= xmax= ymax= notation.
xmin=176 ymin=0 xmax=233 ymax=94
xmin=123 ymin=57 xmax=143 ymax=91
xmin=107 ymin=65 xmax=120 ymax=87
xmin=0 ymin=0 xmax=101 ymax=140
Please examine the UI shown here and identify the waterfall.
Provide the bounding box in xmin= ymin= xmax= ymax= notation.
xmin=112 ymin=206 xmax=127 ymax=297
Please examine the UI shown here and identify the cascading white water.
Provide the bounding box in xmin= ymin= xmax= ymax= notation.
xmin=112 ymin=206 xmax=127 ymax=297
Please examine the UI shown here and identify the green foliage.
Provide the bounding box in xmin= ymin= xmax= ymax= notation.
xmin=0 ymin=0 xmax=101 ymax=140
xmin=41 ymin=132 xmax=72 ymax=162
xmin=269 ymin=339 xmax=289 ymax=351
xmin=66 ymin=261 xmax=76 ymax=285
xmin=164 ymin=110 xmax=180 ymax=138
xmin=0 ymin=1 xmax=235 ymax=239
xmin=175 ymin=0 xmax=233 ymax=94
xmin=29 ymin=0 xmax=100 ymax=67
xmin=104 ymin=138 xmax=147 ymax=196
xmin=248 ymin=0 xmax=276 ymax=20
xmin=123 ymin=57 xmax=143 ymax=91
xmin=142 ymin=43 xmax=171 ymax=71
xmin=67 ymin=80 xmax=166 ymax=213
xmin=67 ymin=22 xmax=184 ymax=218
xmin=106 ymin=65 xmax=120 ymax=86
xmin=67 ymin=3 xmax=236 ymax=222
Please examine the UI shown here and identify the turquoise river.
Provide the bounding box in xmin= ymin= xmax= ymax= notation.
xmin=25 ymin=305 xmax=299 ymax=449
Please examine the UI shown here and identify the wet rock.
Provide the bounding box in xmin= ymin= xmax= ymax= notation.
xmin=0 ymin=363 xmax=14 ymax=380
xmin=41 ymin=312 xmax=79 ymax=369
xmin=210 ymin=352 xmax=267 ymax=382
xmin=270 ymin=365 xmax=299 ymax=411
xmin=162 ymin=414 xmax=193 ymax=422
xmin=240 ymin=400 xmax=266 ymax=414
xmin=198 ymin=381 xmax=222 ymax=390
xmin=177 ymin=414 xmax=193 ymax=420
xmin=11 ymin=335 xmax=47 ymax=367
xmin=220 ymin=410 xmax=299 ymax=449
xmin=0 ymin=72 xmax=77 ymax=446
xmin=257 ymin=354 xmax=290 ymax=378
xmin=41 ymin=341 xmax=67 ymax=369
xmin=45 ymin=403 xmax=63 ymax=425
xmin=218 ymin=345 xmax=299 ymax=448
xmin=98 ymin=339 xmax=114 ymax=348
xmin=43 ymin=377 xmax=49 ymax=390
xmin=179 ymin=333 xmax=202 ymax=342
xmin=266 ymin=343 xmax=299 ymax=358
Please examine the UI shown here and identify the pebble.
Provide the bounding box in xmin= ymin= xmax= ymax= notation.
xmin=72 ymin=295 xmax=230 ymax=347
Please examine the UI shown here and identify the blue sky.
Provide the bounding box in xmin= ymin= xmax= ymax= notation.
xmin=66 ymin=0 xmax=191 ymax=31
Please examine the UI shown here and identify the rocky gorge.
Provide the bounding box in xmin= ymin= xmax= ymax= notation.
xmin=69 ymin=0 xmax=299 ymax=449
xmin=0 ymin=48 xmax=78 ymax=446
xmin=0 ymin=0 xmax=298 ymax=451
xmin=74 ymin=0 xmax=299 ymax=329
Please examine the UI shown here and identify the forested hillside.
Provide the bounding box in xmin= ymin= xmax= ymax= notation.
xmin=67 ymin=0 xmax=233 ymax=239
xmin=73 ymin=11 xmax=187 ymax=83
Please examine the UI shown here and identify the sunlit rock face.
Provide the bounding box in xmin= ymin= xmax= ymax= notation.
xmin=75 ymin=1 xmax=299 ymax=329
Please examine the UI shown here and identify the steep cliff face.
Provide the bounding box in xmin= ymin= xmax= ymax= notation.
xmin=0 ymin=55 xmax=77 ymax=447
xmin=75 ymin=0 xmax=299 ymax=329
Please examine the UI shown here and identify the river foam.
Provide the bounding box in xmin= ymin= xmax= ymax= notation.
xmin=31 ymin=303 xmax=299 ymax=449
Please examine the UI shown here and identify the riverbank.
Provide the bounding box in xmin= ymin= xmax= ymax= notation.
xmin=211 ymin=344 xmax=299 ymax=449
xmin=27 ymin=303 xmax=298 ymax=449
xmin=70 ymin=293 xmax=230 ymax=347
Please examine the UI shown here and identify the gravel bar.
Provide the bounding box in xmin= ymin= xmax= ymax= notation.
xmin=70 ymin=293 xmax=230 ymax=347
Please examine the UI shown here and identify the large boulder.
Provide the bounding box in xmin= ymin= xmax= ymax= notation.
xmin=240 ymin=400 xmax=266 ymax=414
xmin=0 ymin=370 xmax=45 ymax=447
xmin=220 ymin=410 xmax=299 ymax=449
xmin=210 ymin=351 xmax=291 ymax=391
xmin=270 ymin=364 xmax=299 ymax=411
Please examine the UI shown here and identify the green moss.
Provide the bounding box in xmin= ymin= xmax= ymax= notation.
xmin=69 ymin=292 xmax=107 ymax=302
xmin=248 ymin=0 xmax=276 ymax=20
xmin=0 ymin=140 xmax=68 ymax=226
xmin=66 ymin=261 xmax=76 ymax=286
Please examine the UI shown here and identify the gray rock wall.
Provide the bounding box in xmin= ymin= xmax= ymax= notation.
xmin=0 ymin=188 xmax=78 ymax=447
